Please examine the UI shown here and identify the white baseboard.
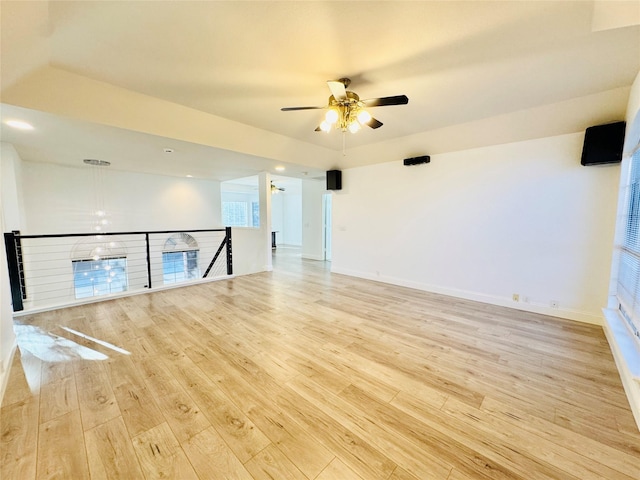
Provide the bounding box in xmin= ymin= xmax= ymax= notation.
xmin=301 ymin=253 xmax=325 ymax=261
xmin=0 ymin=340 xmax=17 ymax=407
xmin=330 ymin=266 xmax=603 ymax=325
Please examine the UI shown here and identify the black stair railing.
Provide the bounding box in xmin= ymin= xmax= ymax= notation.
xmin=4 ymin=231 xmax=24 ymax=311
xmin=3 ymin=227 xmax=232 ymax=312
xmin=203 ymin=227 xmax=233 ymax=278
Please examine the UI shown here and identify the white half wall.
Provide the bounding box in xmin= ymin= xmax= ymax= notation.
xmin=0 ymin=143 xmax=22 ymax=403
xmin=233 ymin=227 xmax=270 ymax=276
xmin=332 ymin=133 xmax=620 ymax=324
xmin=0 ymin=209 xmax=17 ymax=403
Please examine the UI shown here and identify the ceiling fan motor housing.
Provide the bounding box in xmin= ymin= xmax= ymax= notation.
xmin=328 ymin=92 xmax=364 ymax=130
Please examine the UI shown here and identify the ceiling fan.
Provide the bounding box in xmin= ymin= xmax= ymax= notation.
xmin=271 ymin=181 xmax=285 ymax=193
xmin=281 ymin=78 xmax=409 ymax=133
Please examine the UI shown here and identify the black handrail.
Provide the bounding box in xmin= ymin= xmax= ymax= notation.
xmin=14 ymin=228 xmax=227 ymax=239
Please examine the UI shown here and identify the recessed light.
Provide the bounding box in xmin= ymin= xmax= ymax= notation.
xmin=6 ymin=120 xmax=34 ymax=130
xmin=186 ymin=175 xmax=193 ymax=178
xmin=275 ymin=166 xmax=285 ymax=171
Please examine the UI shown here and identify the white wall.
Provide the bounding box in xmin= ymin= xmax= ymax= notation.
xmin=332 ymin=133 xmax=620 ymax=324
xmin=21 ymin=162 xmax=222 ymax=233
xmin=0 ymin=144 xmax=23 ymax=401
xmin=272 ymin=192 xmax=302 ymax=246
xmin=0 ymin=209 xmax=17 ymax=401
xmin=233 ymin=227 xmax=269 ymax=276
xmin=301 ymin=179 xmax=325 ymax=261
xmin=1 ymin=144 xmax=25 ymax=231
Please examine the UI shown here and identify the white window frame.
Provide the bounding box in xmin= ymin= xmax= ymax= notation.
xmin=612 ymin=144 xmax=640 ymax=344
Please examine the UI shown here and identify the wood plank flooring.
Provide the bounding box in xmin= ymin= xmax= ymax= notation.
xmin=2 ymin=250 xmax=639 ymax=479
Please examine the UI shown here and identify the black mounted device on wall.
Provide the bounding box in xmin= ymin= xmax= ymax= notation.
xmin=581 ymin=121 xmax=625 ymax=166
xmin=403 ymin=155 xmax=430 ymax=166
xmin=326 ymin=170 xmax=342 ymax=190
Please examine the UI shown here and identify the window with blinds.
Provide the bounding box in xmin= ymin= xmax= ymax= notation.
xmin=616 ymin=147 xmax=640 ymax=343
xmin=222 ymin=201 xmax=249 ymax=227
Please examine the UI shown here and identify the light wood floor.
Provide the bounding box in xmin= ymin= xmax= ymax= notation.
xmin=2 ymin=251 xmax=639 ymax=479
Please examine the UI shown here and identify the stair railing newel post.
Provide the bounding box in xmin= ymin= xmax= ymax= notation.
xmin=226 ymin=226 xmax=233 ymax=275
xmin=145 ymin=233 xmax=152 ymax=289
xmin=4 ymin=231 xmax=24 ymax=311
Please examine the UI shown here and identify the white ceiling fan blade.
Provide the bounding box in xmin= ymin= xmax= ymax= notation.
xmin=327 ymin=80 xmax=347 ymax=101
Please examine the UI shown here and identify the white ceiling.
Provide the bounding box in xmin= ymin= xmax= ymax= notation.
xmin=1 ymin=1 xmax=639 ymax=181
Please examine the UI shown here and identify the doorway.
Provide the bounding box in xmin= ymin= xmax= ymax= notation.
xmin=323 ymin=193 xmax=332 ymax=261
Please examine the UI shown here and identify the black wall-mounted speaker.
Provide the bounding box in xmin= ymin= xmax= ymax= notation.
xmin=581 ymin=121 xmax=625 ymax=166
xmin=403 ymin=155 xmax=430 ymax=166
xmin=326 ymin=170 xmax=342 ymax=190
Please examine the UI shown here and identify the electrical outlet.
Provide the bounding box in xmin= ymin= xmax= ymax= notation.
xmin=522 ymin=296 xmax=530 ymax=303
xmin=512 ymin=294 xmax=519 ymax=302
xmin=550 ymin=300 xmax=559 ymax=308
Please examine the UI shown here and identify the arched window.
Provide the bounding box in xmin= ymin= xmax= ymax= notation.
xmin=163 ymin=233 xmax=200 ymax=284
xmin=71 ymin=239 xmax=128 ymax=299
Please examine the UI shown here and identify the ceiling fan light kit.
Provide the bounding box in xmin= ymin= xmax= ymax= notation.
xmin=270 ymin=181 xmax=285 ymax=194
xmin=282 ymin=78 xmax=408 ymax=134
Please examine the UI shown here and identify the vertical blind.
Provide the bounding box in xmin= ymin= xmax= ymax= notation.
xmin=616 ymin=147 xmax=640 ymax=343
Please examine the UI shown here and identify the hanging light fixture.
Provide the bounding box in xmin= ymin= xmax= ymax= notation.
xmin=83 ymin=159 xmax=111 ymax=234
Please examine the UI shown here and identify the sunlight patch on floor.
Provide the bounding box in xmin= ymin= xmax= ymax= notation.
xmin=14 ymin=323 xmax=109 ymax=363
xmin=59 ymin=326 xmax=130 ymax=355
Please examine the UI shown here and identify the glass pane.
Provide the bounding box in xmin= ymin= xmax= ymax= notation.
xmin=73 ymin=257 xmax=128 ymax=299
xmin=617 ymin=148 xmax=640 ymax=342
xmin=222 ymin=201 xmax=249 ymax=227
xmin=163 ymin=250 xmax=200 ymax=284
xmin=252 ymin=201 xmax=260 ymax=227
xmin=186 ymin=250 xmax=199 ymax=279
